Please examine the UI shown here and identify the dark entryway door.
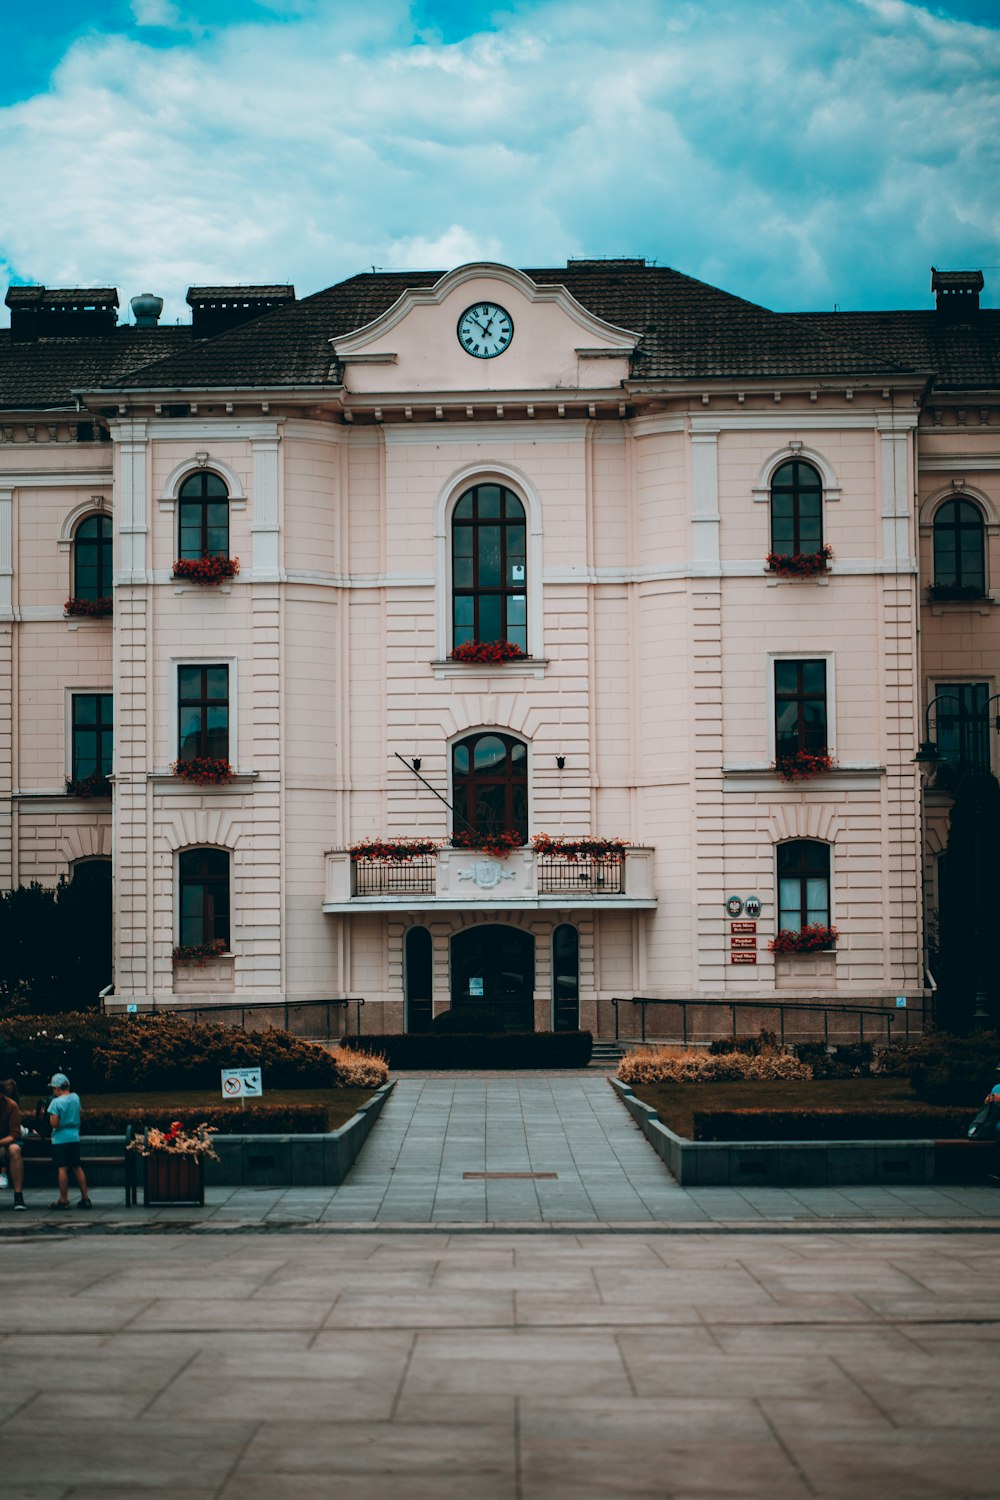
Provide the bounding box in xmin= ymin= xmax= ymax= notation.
xmin=450 ymin=926 xmax=535 ymax=1033
xmin=405 ymin=926 xmax=433 ymax=1033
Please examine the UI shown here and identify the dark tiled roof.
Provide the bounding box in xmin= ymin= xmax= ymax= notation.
xmin=794 ymin=311 xmax=1000 ymax=392
xmin=3 ymin=264 xmax=998 ymax=406
xmin=186 ymin=285 xmax=294 ymax=301
xmin=100 ymin=263 xmax=925 ymax=393
xmin=0 ymin=327 xmax=191 ymax=410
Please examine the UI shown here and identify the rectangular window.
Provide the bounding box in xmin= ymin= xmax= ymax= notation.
xmin=774 ymin=660 xmax=827 ymax=759
xmin=777 ymin=842 xmax=831 ymax=930
xmin=178 ymin=665 xmax=229 ymax=761
xmin=71 ymin=694 xmax=113 ymax=780
xmin=935 ymin=682 xmax=990 ymax=770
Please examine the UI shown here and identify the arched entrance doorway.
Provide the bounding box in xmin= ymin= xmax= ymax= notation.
xmin=450 ymin=926 xmax=534 ymax=1033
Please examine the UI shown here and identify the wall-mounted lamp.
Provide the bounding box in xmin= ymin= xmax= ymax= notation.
xmin=555 ymin=755 xmax=566 ymax=770
xmin=411 ymin=758 xmax=421 ymax=772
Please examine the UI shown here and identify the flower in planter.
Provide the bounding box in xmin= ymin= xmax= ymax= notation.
xmin=171 ymin=756 xmax=233 ymax=785
xmin=172 ymin=555 xmax=240 ymax=584
xmin=531 ymin=833 xmax=629 ymax=859
xmin=773 ymin=750 xmax=834 ymax=782
xmin=449 ymin=828 xmax=524 ymax=858
xmin=349 ymin=838 xmax=441 ymax=862
xmin=927 ymin=582 xmax=986 ymax=602
xmin=128 ymin=1121 xmax=219 ymax=1159
xmin=66 ymin=771 xmax=112 ymax=799
xmin=172 ymin=938 xmax=229 ymax=967
xmin=769 ymin=924 xmax=839 ymax=955
xmin=64 ymin=596 xmax=113 ymax=618
xmin=766 ymin=544 xmax=833 ymax=578
xmin=448 ymin=639 xmax=527 ymax=664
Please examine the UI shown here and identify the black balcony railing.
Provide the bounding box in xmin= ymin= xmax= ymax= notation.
xmin=353 ymin=857 xmax=437 ymax=896
xmin=537 ymin=856 xmax=624 ymax=895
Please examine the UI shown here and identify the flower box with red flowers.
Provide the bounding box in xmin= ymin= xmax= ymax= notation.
xmin=766 ymin=545 xmax=833 ymax=578
xmin=172 ymin=939 xmax=229 ymax=967
xmin=65 ymin=596 xmax=113 ymax=618
xmin=349 ymin=838 xmax=442 ymax=863
xmin=449 ymin=829 xmax=524 ymax=858
xmin=171 ymin=756 xmax=234 ymax=786
xmin=448 ymin=640 xmax=527 ymax=664
xmin=531 ymin=834 xmax=629 ymax=860
xmin=769 ymin=924 xmax=839 ymax=955
xmin=66 ymin=772 xmax=112 ymax=799
xmin=172 ymin=555 xmax=240 ymax=584
xmin=927 ymin=582 xmax=987 ymax=602
xmin=773 ymin=750 xmax=834 ymax=782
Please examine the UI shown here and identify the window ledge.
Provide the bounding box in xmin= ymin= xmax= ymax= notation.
xmin=65 ymin=617 xmax=113 ymax=630
xmin=723 ymin=762 xmax=883 ymax=777
xmin=722 ymin=763 xmax=884 ymax=792
xmin=431 ymin=657 xmax=549 ymax=678
xmin=148 ymin=771 xmax=258 ymax=785
xmin=927 ymin=594 xmax=996 ymax=615
xmin=172 ymin=582 xmax=234 ymax=595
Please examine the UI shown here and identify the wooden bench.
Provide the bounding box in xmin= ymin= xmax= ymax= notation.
xmin=934 ymin=1138 xmax=996 ymax=1182
xmin=19 ymin=1125 xmax=138 ymax=1206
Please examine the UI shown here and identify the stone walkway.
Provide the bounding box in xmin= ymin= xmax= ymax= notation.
xmin=5 ymin=1075 xmax=999 ymax=1229
xmin=2 ymin=1228 xmax=999 ymax=1498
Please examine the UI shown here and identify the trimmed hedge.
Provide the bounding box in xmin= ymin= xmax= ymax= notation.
xmin=0 ymin=1012 xmax=338 ymax=1092
xmin=23 ymin=1104 xmax=332 ymax=1137
xmin=693 ymin=1107 xmax=974 ymax=1142
xmin=341 ymin=1031 xmax=593 ymax=1069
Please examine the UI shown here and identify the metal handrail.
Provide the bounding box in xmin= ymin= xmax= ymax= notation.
xmin=136 ymin=996 xmax=358 ymax=1038
xmin=610 ymin=995 xmax=918 ymax=1046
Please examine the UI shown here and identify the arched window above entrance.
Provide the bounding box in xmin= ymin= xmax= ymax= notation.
xmin=452 ymin=732 xmax=528 ymax=843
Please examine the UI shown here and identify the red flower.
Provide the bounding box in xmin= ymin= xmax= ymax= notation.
xmin=172 ymin=939 xmax=228 ymax=967
xmin=449 ymin=829 xmax=524 ymax=858
xmin=531 ymin=833 xmax=629 ymax=859
xmin=449 ymin=640 xmax=527 ymax=664
xmin=769 ymin=924 xmax=839 ymax=955
xmin=65 ymin=596 xmax=113 ymax=618
xmin=350 ymin=838 xmax=441 ymax=863
xmin=773 ymin=750 xmax=834 ymax=782
xmin=171 ymin=757 xmax=233 ymax=785
xmin=766 ymin=545 xmax=833 ymax=578
xmin=172 ymin=556 xmax=240 ymax=584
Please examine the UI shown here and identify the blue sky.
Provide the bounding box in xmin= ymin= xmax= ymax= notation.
xmin=1 ymin=0 xmax=997 ymax=324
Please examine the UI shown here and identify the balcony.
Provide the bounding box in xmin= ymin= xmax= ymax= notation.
xmin=322 ymin=846 xmax=656 ymax=913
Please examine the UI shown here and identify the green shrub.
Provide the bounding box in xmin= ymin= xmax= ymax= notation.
xmin=618 ymin=1046 xmax=811 ymax=1085
xmin=708 ymin=1029 xmax=782 ymax=1058
xmin=796 ymin=1042 xmax=875 ymax=1079
xmin=341 ymin=1031 xmax=593 ymax=1069
xmin=65 ymin=1104 xmax=332 ymax=1136
xmin=693 ymin=1107 xmax=973 ymax=1141
xmin=0 ymin=1012 xmax=337 ymax=1092
xmin=906 ymin=1032 xmax=1000 ymax=1105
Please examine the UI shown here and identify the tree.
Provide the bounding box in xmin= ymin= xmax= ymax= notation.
xmin=0 ymin=868 xmax=112 ymax=1015
xmin=935 ymin=770 xmax=1000 ymax=1031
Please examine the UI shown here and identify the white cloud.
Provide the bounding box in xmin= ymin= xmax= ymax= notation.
xmin=0 ymin=0 xmax=997 ymax=324
xmin=130 ymin=0 xmax=184 ymax=27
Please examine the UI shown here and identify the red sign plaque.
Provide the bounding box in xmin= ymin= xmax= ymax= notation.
xmin=731 ymin=921 xmax=757 ymax=935
xmin=730 ymin=952 xmax=758 ymax=964
xmin=730 ymin=936 xmax=757 ymax=950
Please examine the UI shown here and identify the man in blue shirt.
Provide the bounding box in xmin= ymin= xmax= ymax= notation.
xmin=48 ymin=1074 xmax=91 ymax=1209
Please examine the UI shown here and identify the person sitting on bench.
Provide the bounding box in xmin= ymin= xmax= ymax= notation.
xmin=1 ymin=1079 xmax=26 ymax=1210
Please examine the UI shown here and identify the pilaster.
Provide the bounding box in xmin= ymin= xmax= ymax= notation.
xmin=690 ymin=428 xmax=721 ymax=570
xmin=251 ymin=436 xmax=281 ymax=579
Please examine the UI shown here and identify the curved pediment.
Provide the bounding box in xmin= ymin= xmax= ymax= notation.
xmin=330 ymin=262 xmax=639 ymax=396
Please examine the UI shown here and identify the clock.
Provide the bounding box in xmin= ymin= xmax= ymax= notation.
xmin=457 ymin=302 xmax=513 ymax=359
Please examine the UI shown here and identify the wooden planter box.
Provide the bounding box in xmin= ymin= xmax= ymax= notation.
xmin=143 ymin=1152 xmax=206 ymax=1206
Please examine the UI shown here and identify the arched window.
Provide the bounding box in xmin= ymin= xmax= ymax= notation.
xmin=933 ymin=499 xmax=985 ymax=593
xmin=178 ymin=848 xmax=230 ymax=949
xmin=770 ymin=460 xmax=823 ymax=556
xmin=73 ymin=514 xmax=113 ymax=600
xmin=178 ymin=471 xmax=229 ymax=561
xmin=452 ymin=483 xmax=527 ymax=651
xmin=452 ymin=732 xmax=528 ymax=842
xmin=777 ymin=841 xmax=830 ymax=931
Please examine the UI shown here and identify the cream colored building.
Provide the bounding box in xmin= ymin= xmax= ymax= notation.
xmin=1 ymin=264 xmax=996 ymax=1037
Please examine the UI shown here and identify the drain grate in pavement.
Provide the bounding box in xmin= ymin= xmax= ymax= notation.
xmin=463 ymin=1171 xmax=558 ymax=1180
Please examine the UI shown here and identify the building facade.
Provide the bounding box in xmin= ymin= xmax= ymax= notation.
xmin=1 ymin=263 xmax=997 ymax=1036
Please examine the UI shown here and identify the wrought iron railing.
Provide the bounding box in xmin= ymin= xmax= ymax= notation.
xmin=353 ymin=857 xmax=437 ymax=896
xmin=537 ymin=856 xmax=624 ymax=895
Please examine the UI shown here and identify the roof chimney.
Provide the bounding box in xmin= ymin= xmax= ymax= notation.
xmin=4 ymin=285 xmax=118 ymax=342
xmin=931 ymin=268 xmax=984 ymax=320
xmin=185 ymin=285 xmax=295 ymax=339
xmin=130 ymin=292 xmax=163 ymax=327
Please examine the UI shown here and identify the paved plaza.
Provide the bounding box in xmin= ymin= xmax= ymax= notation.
xmin=3 ymin=1227 xmax=1000 ymax=1498
xmin=4 ymin=1075 xmax=1000 ymax=1497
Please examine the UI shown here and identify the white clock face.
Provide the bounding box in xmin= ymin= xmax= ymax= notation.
xmin=457 ymin=302 xmax=513 ymax=359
